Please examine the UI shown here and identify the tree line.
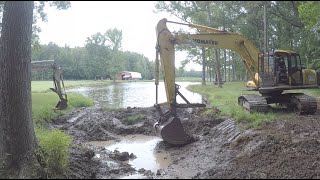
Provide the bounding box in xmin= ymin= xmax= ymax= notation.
xmin=31 ymin=29 xmax=207 ymax=81
xmin=155 ymin=1 xmax=320 ymax=85
xmin=31 ymin=29 xmax=156 ymax=80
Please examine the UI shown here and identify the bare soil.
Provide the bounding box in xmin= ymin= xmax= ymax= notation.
xmin=49 ymin=106 xmax=320 ymax=179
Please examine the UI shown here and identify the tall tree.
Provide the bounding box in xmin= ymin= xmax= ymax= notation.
xmin=0 ymin=1 xmax=37 ymax=178
xmin=105 ymin=28 xmax=124 ymax=80
xmin=206 ymin=1 xmax=222 ymax=87
xmin=105 ymin=28 xmax=123 ymax=51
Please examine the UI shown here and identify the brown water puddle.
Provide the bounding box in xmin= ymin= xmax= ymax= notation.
xmin=89 ymin=134 xmax=171 ymax=173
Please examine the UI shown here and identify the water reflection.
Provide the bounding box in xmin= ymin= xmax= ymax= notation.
xmin=68 ymin=81 xmax=204 ymax=108
xmin=89 ymin=135 xmax=171 ymax=172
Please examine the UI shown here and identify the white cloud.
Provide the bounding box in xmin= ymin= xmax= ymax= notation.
xmin=37 ymin=1 xmax=202 ymax=71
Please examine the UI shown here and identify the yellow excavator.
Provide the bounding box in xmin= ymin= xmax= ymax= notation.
xmin=154 ymin=18 xmax=319 ymax=145
xmin=31 ymin=60 xmax=68 ymax=110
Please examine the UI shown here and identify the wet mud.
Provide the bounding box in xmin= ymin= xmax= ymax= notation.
xmin=50 ymin=105 xmax=320 ymax=179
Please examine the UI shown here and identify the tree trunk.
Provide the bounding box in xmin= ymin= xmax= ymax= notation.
xmin=228 ymin=50 xmax=231 ymax=82
xmin=208 ymin=66 xmax=211 ymax=82
xmin=214 ymin=49 xmax=223 ymax=87
xmin=201 ymin=47 xmax=206 ymax=85
xmin=232 ymin=52 xmax=235 ymax=81
xmin=224 ymin=49 xmax=227 ymax=81
xmin=206 ymin=1 xmax=222 ymax=87
xmin=0 ymin=1 xmax=36 ymax=177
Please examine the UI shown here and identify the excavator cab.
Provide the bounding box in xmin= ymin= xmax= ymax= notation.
xmin=259 ymin=50 xmax=312 ymax=87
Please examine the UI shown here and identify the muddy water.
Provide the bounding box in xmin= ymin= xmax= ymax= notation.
xmin=69 ymin=81 xmax=203 ymax=177
xmin=67 ymin=81 xmax=204 ymax=108
xmin=89 ymin=134 xmax=171 ymax=172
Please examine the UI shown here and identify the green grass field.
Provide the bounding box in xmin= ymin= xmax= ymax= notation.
xmin=175 ymin=77 xmax=202 ymax=82
xmin=31 ymin=80 xmax=110 ymax=127
xmin=188 ymin=81 xmax=320 ymax=128
xmin=32 ymin=80 xmax=113 ymax=93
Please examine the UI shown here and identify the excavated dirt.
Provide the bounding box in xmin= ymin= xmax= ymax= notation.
xmin=49 ymin=105 xmax=320 ymax=179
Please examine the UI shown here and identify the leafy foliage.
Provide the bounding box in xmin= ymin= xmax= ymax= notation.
xmin=32 ymin=31 xmax=155 ymax=80
xmin=155 ymin=1 xmax=320 ymax=82
xmin=298 ymin=1 xmax=320 ymax=30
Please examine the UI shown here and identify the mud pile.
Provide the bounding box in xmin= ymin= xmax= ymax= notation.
xmin=200 ymin=114 xmax=320 ymax=179
xmin=52 ymin=107 xmax=158 ymax=142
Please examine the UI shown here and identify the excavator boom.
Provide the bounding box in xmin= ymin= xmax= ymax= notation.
xmin=31 ymin=60 xmax=68 ymax=110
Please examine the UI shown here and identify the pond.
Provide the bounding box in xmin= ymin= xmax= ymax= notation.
xmin=67 ymin=81 xmax=205 ymax=108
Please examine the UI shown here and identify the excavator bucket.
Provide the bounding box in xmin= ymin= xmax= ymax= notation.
xmin=50 ymin=87 xmax=68 ymax=110
xmin=55 ymin=99 xmax=68 ymax=110
xmin=154 ymin=116 xmax=192 ymax=145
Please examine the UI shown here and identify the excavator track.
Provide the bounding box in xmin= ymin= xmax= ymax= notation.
xmin=289 ymin=93 xmax=317 ymax=115
xmin=238 ymin=94 xmax=269 ymax=113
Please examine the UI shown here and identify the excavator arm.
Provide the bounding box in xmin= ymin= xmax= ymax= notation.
xmin=31 ymin=60 xmax=68 ymax=110
xmin=154 ymin=18 xmax=262 ymax=145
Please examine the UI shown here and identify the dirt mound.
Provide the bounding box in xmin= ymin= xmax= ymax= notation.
xmin=51 ymin=107 xmax=159 ymax=142
xmin=200 ymin=115 xmax=320 ymax=179
xmin=64 ymin=145 xmax=99 ymax=179
xmin=109 ymin=149 xmax=136 ymax=161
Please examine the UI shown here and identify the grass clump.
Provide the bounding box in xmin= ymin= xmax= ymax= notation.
xmin=99 ymin=107 xmax=122 ymax=112
xmin=32 ymin=93 xmax=64 ymax=127
xmin=200 ymin=107 xmax=221 ymax=118
xmin=36 ymin=129 xmax=71 ymax=178
xmin=229 ymin=105 xmax=277 ymax=128
xmin=67 ymin=93 xmax=94 ymax=108
xmin=125 ymin=114 xmax=145 ymax=125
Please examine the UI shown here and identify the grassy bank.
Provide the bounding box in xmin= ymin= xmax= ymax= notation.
xmin=32 ymin=80 xmax=103 ymax=177
xmin=32 ymin=80 xmax=107 ymax=126
xmin=176 ymin=77 xmax=202 ymax=82
xmin=188 ymin=81 xmax=319 ymax=128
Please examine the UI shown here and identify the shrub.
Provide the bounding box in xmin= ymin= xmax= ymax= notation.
xmin=37 ymin=129 xmax=72 ymax=177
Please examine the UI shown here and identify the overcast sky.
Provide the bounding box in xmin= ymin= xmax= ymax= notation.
xmin=37 ymin=1 xmax=202 ymax=71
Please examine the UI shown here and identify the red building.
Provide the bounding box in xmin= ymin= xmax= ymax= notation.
xmin=117 ymin=71 xmax=142 ymax=80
